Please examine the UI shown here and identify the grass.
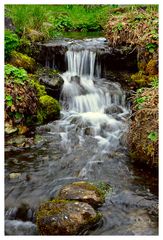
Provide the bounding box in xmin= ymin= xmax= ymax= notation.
xmin=5 ymin=5 xmax=113 ymax=39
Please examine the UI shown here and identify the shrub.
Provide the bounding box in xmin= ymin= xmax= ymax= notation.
xmin=5 ymin=30 xmax=19 ymax=59
xmin=5 ymin=64 xmax=28 ymax=84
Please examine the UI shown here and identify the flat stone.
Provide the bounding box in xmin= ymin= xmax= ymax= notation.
xmin=57 ymin=181 xmax=105 ymax=208
xmin=36 ymin=200 xmax=101 ymax=235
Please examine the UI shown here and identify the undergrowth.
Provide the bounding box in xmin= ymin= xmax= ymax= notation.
xmin=5 ymin=5 xmax=112 ymax=39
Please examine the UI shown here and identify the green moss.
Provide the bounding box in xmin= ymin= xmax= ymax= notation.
xmin=9 ymin=51 xmax=36 ymax=73
xmin=145 ymin=59 xmax=158 ymax=75
xmin=130 ymin=71 xmax=150 ymax=87
xmin=37 ymin=199 xmax=70 ymax=219
xmin=37 ymin=95 xmax=61 ymax=124
xmin=36 ymin=199 xmax=102 ymax=235
xmin=30 ymin=79 xmax=47 ymax=97
xmin=19 ymin=36 xmax=32 ymax=56
xmin=72 ymin=181 xmax=106 ymax=202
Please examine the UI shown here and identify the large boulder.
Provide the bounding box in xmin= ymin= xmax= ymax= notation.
xmin=57 ymin=181 xmax=105 ymax=208
xmin=37 ymin=95 xmax=61 ymax=123
xmin=36 ymin=199 xmax=101 ymax=235
xmin=39 ymin=70 xmax=64 ymax=100
xmin=9 ymin=51 xmax=36 ymax=73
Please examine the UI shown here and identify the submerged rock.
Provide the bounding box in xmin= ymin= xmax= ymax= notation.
xmin=36 ymin=199 xmax=101 ymax=235
xmin=5 ymin=220 xmax=38 ymax=235
xmin=57 ymin=181 xmax=105 ymax=208
xmin=9 ymin=173 xmax=21 ymax=179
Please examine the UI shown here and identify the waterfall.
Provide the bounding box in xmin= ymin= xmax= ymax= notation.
xmin=59 ymin=38 xmax=129 ymax=162
xmin=66 ymin=50 xmax=97 ymax=78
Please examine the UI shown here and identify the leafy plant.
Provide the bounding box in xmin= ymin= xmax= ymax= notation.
xmin=135 ymin=96 xmax=148 ymax=104
xmin=5 ymin=30 xmax=19 ymax=59
xmin=5 ymin=95 xmax=13 ymax=107
xmin=146 ymin=43 xmax=157 ymax=53
xmin=5 ymin=64 xmax=28 ymax=84
xmin=15 ymin=112 xmax=23 ymax=120
xmin=116 ymin=22 xmax=123 ymax=31
xmin=148 ymin=131 xmax=158 ymax=142
xmin=150 ymin=76 xmax=158 ymax=88
xmin=134 ymin=96 xmax=150 ymax=109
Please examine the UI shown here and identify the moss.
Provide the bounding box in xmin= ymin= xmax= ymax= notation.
xmin=145 ymin=59 xmax=158 ymax=75
xmin=71 ymin=181 xmax=106 ymax=203
xmin=37 ymin=199 xmax=70 ymax=219
xmin=37 ymin=95 xmax=61 ymax=124
xmin=30 ymin=79 xmax=47 ymax=97
xmin=130 ymin=71 xmax=151 ymax=87
xmin=9 ymin=50 xmax=36 ymax=73
xmin=36 ymin=199 xmax=102 ymax=235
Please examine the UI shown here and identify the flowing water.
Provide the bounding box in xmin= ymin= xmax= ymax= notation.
xmin=5 ymin=38 xmax=158 ymax=235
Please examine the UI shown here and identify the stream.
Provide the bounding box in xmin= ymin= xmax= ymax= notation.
xmin=5 ymin=37 xmax=158 ymax=235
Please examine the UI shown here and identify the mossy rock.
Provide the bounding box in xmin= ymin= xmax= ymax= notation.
xmin=57 ymin=181 xmax=106 ymax=208
xmin=9 ymin=51 xmax=36 ymax=73
xmin=37 ymin=95 xmax=61 ymax=123
xmin=36 ymin=199 xmax=101 ymax=235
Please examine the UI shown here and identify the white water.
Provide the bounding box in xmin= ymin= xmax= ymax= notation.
xmin=59 ymin=40 xmax=129 ymax=177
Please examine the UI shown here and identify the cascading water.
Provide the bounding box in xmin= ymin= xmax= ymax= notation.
xmin=5 ymin=38 xmax=158 ymax=235
xmin=59 ymin=40 xmax=129 ymax=169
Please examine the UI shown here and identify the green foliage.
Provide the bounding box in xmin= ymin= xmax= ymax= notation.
xmin=134 ymin=95 xmax=150 ymax=109
xmin=116 ymin=22 xmax=123 ymax=31
xmin=53 ymin=15 xmax=74 ymax=31
xmin=150 ymin=76 xmax=158 ymax=88
xmin=5 ymin=5 xmax=111 ymax=39
xmin=5 ymin=30 xmax=19 ymax=59
xmin=148 ymin=131 xmax=158 ymax=142
xmin=5 ymin=64 xmax=28 ymax=84
xmin=146 ymin=43 xmax=157 ymax=53
xmin=15 ymin=112 xmax=23 ymax=120
xmin=30 ymin=79 xmax=47 ymax=97
xmin=5 ymin=95 xmax=13 ymax=107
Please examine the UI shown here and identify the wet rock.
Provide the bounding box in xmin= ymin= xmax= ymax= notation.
xmin=110 ymin=190 xmax=158 ymax=210
xmin=38 ymin=43 xmax=68 ymax=72
xmin=5 ymin=135 xmax=35 ymax=149
xmin=105 ymin=105 xmax=123 ymax=115
xmin=70 ymin=75 xmax=80 ymax=84
xmin=5 ymin=220 xmax=38 ymax=235
xmin=36 ymin=199 xmax=101 ymax=235
xmin=9 ymin=173 xmax=21 ymax=179
xmin=57 ymin=181 xmax=105 ymax=208
xmin=84 ymin=127 xmax=95 ymax=136
xmin=39 ymin=71 xmax=64 ymax=100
